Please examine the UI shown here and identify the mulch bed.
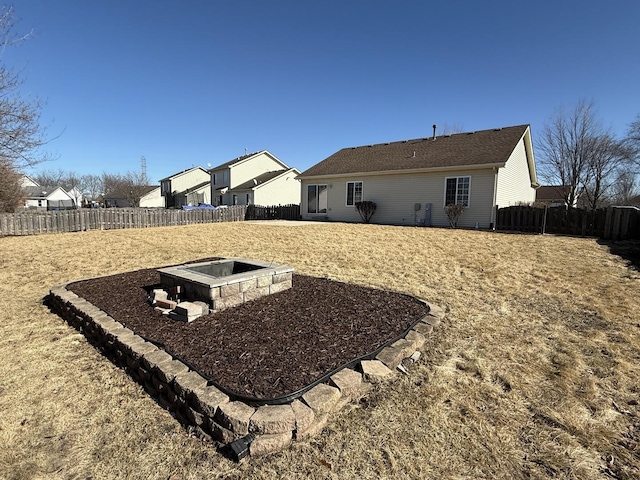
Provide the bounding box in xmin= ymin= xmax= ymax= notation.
xmin=67 ymin=260 xmax=429 ymax=400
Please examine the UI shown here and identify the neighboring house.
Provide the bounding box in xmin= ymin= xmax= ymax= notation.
xmin=298 ymin=124 xmax=539 ymax=229
xmin=23 ymin=185 xmax=75 ymax=210
xmin=20 ymin=174 xmax=39 ymax=188
xmin=67 ymin=186 xmax=84 ymax=208
xmin=139 ymin=186 xmax=164 ymax=208
xmin=104 ymin=186 xmax=158 ymax=208
xmin=535 ymin=185 xmax=574 ymax=207
xmin=209 ymin=151 xmax=301 ymax=206
xmin=174 ymin=181 xmax=211 ymax=207
xmin=160 ymin=167 xmax=211 ymax=208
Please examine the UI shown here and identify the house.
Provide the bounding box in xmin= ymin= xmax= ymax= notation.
xmin=535 ymin=185 xmax=574 ymax=207
xmin=104 ymin=186 xmax=159 ymax=208
xmin=139 ymin=186 xmax=164 ymax=208
xmin=67 ymin=186 xmax=84 ymax=208
xmin=209 ymin=151 xmax=301 ymax=206
xmin=23 ymin=185 xmax=75 ymax=210
xmin=160 ymin=167 xmax=211 ymax=208
xmin=20 ymin=174 xmax=39 ymax=188
xmin=297 ymin=125 xmax=539 ymax=229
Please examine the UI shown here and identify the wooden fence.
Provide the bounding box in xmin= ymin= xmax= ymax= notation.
xmin=495 ymin=205 xmax=640 ymax=240
xmin=244 ymin=204 xmax=300 ymax=221
xmin=0 ymin=206 xmax=248 ymax=236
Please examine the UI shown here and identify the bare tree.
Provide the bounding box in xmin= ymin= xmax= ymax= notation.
xmin=33 ymin=168 xmax=67 ymax=187
xmin=611 ymin=169 xmax=637 ymax=205
xmin=101 ymin=172 xmax=125 ymax=197
xmin=0 ymin=158 xmax=23 ymax=212
xmin=0 ymin=6 xmax=48 ymax=212
xmin=625 ymin=114 xmax=640 ymax=169
xmin=102 ymin=169 xmax=150 ymax=207
xmin=80 ymin=174 xmax=103 ymax=201
xmin=121 ymin=169 xmax=151 ymax=207
xmin=0 ymin=6 xmax=47 ymax=169
xmin=581 ymin=134 xmax=632 ymax=209
xmin=626 ymin=115 xmax=640 ymax=147
xmin=537 ymin=100 xmax=623 ymax=208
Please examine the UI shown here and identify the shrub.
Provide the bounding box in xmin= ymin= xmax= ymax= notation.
xmin=355 ymin=201 xmax=377 ymax=223
xmin=444 ymin=203 xmax=465 ymax=228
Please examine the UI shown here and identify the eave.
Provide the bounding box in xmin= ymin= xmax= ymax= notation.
xmin=296 ymin=162 xmax=507 ymax=181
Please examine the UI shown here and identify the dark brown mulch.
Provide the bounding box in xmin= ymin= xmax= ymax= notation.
xmin=67 ymin=262 xmax=429 ymax=400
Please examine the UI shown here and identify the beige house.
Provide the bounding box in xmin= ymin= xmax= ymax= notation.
xmin=139 ymin=186 xmax=164 ymax=208
xmin=298 ymin=125 xmax=539 ymax=229
xmin=209 ymin=151 xmax=300 ymax=206
xmin=160 ymin=167 xmax=211 ymax=208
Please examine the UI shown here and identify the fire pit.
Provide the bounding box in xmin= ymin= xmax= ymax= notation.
xmin=157 ymin=258 xmax=294 ymax=312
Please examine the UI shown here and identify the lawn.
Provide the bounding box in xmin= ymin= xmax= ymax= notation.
xmin=0 ymin=222 xmax=638 ymax=479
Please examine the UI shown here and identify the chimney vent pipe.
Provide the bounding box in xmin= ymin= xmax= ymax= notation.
xmin=432 ymin=124 xmax=437 ymax=140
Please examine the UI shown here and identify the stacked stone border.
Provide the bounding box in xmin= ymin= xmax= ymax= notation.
xmin=47 ymin=283 xmax=444 ymax=458
xmin=157 ymin=258 xmax=295 ymax=312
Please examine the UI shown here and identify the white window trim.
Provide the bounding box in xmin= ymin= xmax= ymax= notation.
xmin=443 ymin=176 xmax=471 ymax=207
xmin=345 ymin=181 xmax=363 ymax=207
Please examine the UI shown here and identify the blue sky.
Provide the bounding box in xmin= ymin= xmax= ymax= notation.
xmin=6 ymin=0 xmax=640 ymax=183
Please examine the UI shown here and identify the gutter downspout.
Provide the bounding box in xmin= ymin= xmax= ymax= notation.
xmin=491 ymin=166 xmax=499 ymax=230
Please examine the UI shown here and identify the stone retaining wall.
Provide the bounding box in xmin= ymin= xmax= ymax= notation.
xmin=48 ymin=284 xmax=444 ymax=457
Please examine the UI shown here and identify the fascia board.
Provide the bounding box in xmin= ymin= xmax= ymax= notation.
xmin=297 ymin=163 xmax=506 ymax=181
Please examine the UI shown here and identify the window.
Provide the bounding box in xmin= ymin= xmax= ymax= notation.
xmin=346 ymin=181 xmax=363 ymax=206
xmin=217 ymin=195 xmax=223 ymax=206
xmin=307 ymin=184 xmax=327 ymax=214
xmin=246 ymin=193 xmax=251 ymax=205
xmin=223 ymin=171 xmax=228 ymax=183
xmin=212 ymin=173 xmax=218 ymax=185
xmin=161 ymin=180 xmax=171 ymax=195
xmin=445 ymin=176 xmax=470 ymax=206
xmin=232 ymin=194 xmax=238 ymax=205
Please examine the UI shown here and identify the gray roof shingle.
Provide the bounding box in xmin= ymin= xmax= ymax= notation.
xmin=299 ymin=125 xmax=530 ymax=178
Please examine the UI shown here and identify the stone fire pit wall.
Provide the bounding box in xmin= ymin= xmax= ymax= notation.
xmin=157 ymin=258 xmax=294 ymax=311
xmin=47 ymin=284 xmax=444 ymax=457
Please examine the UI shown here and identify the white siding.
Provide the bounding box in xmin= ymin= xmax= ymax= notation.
xmin=495 ymin=138 xmax=536 ymax=207
xmin=139 ymin=187 xmax=163 ymax=208
xmin=168 ymin=168 xmax=210 ymax=195
xmin=45 ymin=187 xmax=74 ymax=209
xmin=230 ymin=152 xmax=284 ymax=189
xmin=253 ymin=170 xmax=301 ymax=206
xmin=20 ymin=175 xmax=39 ymax=188
xmin=301 ymin=168 xmax=497 ymax=228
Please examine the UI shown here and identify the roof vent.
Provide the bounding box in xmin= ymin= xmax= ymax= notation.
xmin=412 ymin=151 xmax=416 ymax=158
xmin=467 ymin=131 xmax=475 ymax=134
xmin=432 ymin=124 xmax=437 ymax=140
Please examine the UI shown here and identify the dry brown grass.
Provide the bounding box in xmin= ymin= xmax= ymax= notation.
xmin=0 ymin=222 xmax=638 ymax=479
